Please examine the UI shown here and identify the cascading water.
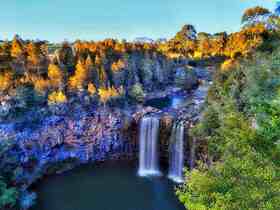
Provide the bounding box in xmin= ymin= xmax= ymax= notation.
xmin=138 ymin=116 xmax=161 ymax=177
xmin=168 ymin=122 xmax=185 ymax=183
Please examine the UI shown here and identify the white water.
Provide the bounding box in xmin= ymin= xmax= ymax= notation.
xmin=168 ymin=122 xmax=185 ymax=183
xmin=138 ymin=116 xmax=161 ymax=177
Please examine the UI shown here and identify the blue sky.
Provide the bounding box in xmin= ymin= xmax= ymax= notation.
xmin=1 ymin=0 xmax=276 ymax=42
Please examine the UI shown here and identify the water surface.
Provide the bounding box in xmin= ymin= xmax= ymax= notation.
xmin=32 ymin=161 xmax=185 ymax=210
xmin=144 ymin=95 xmax=186 ymax=110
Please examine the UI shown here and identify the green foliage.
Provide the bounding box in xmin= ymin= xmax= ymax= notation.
xmin=129 ymin=83 xmax=145 ymax=102
xmin=178 ymin=44 xmax=280 ymax=210
xmin=174 ymin=24 xmax=197 ymax=41
xmin=178 ymin=109 xmax=280 ymax=210
xmin=0 ymin=178 xmax=18 ymax=209
xmin=0 ymin=141 xmax=18 ymax=209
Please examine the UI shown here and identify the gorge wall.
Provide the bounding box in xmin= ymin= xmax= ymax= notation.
xmin=0 ymin=63 xmax=212 ymax=208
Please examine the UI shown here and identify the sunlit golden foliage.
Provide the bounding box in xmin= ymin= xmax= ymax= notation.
xmin=48 ymin=91 xmax=67 ymax=105
xmin=0 ymin=72 xmax=13 ymax=93
xmin=98 ymin=87 xmax=111 ymax=105
xmin=94 ymin=54 xmax=102 ymax=66
xmin=167 ymin=20 xmax=268 ymax=59
xmin=87 ymin=83 xmax=97 ymax=96
xmin=48 ymin=64 xmax=64 ymax=90
xmin=221 ymin=59 xmax=237 ymax=72
xmin=114 ymin=42 xmax=126 ymax=53
xmin=193 ymin=51 xmax=203 ymax=59
xmin=197 ymin=37 xmax=212 ymax=57
xmin=166 ymin=52 xmax=182 ymax=59
xmin=11 ymin=36 xmax=24 ymax=58
xmin=69 ymin=60 xmax=89 ymax=91
xmin=0 ymin=41 xmax=11 ymax=57
xmin=98 ymin=86 xmax=122 ymax=104
xmin=0 ymin=7 xmax=275 ymax=110
xmin=34 ymin=78 xmax=50 ymax=94
xmin=26 ymin=42 xmax=41 ymax=65
xmin=225 ymin=24 xmax=267 ymax=58
xmin=111 ymin=59 xmax=126 ymax=72
xmin=98 ymin=66 xmax=107 ymax=88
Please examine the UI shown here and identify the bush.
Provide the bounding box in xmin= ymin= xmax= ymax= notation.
xmin=0 ymin=178 xmax=18 ymax=209
xmin=129 ymin=83 xmax=145 ymax=102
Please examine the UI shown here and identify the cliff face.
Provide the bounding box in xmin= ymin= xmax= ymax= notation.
xmin=0 ymin=109 xmax=139 ymax=186
xmin=0 ymin=66 xmax=211 ymax=191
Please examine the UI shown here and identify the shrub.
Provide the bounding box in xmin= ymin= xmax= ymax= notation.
xmin=0 ymin=178 xmax=18 ymax=209
xmin=129 ymin=83 xmax=145 ymax=102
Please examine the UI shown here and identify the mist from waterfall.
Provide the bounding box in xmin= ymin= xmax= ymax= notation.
xmin=168 ymin=122 xmax=185 ymax=183
xmin=138 ymin=116 xmax=161 ymax=177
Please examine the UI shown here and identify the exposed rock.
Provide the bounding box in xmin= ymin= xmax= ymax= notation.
xmin=159 ymin=114 xmax=174 ymax=161
xmin=132 ymin=106 xmax=160 ymax=123
xmin=0 ymin=66 xmax=212 ymax=209
xmin=0 ymin=109 xmax=140 ymax=187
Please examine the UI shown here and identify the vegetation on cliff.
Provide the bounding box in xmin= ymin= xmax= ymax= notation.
xmin=176 ymin=8 xmax=280 ymax=210
xmin=0 ymin=141 xmax=18 ymax=209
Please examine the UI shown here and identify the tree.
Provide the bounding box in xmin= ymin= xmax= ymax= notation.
xmin=224 ymin=24 xmax=267 ymax=58
xmin=0 ymin=71 xmax=13 ymax=94
xmin=177 ymin=112 xmax=280 ymax=210
xmin=11 ymin=35 xmax=24 ymax=59
xmin=242 ymin=6 xmax=270 ymax=26
xmin=98 ymin=66 xmax=108 ymax=88
xmin=111 ymin=59 xmax=126 ymax=72
xmin=56 ymin=41 xmax=74 ymax=67
xmin=48 ymin=64 xmax=64 ymax=90
xmin=69 ymin=60 xmax=89 ymax=91
xmin=129 ymin=83 xmax=145 ymax=102
xmin=175 ymin=24 xmax=197 ymax=41
xmin=177 ymin=47 xmax=280 ymax=210
xmin=211 ymin=32 xmax=228 ymax=56
xmin=26 ymin=42 xmax=41 ymax=66
xmin=33 ymin=77 xmax=50 ymax=95
xmin=0 ymin=41 xmax=11 ymax=58
xmin=197 ymin=35 xmax=211 ymax=57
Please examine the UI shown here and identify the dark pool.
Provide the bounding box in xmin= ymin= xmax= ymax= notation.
xmin=31 ymin=161 xmax=185 ymax=210
xmin=144 ymin=95 xmax=186 ymax=110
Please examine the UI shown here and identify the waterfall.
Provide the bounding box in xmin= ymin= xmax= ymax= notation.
xmin=138 ymin=116 xmax=161 ymax=177
xmin=168 ymin=122 xmax=185 ymax=183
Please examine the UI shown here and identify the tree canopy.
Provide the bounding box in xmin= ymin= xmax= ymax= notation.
xmin=242 ymin=6 xmax=271 ymax=24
